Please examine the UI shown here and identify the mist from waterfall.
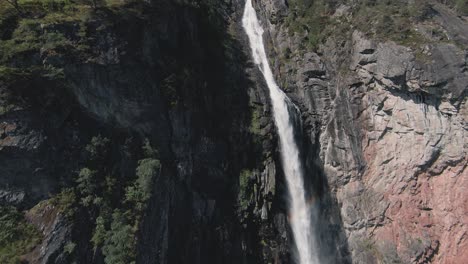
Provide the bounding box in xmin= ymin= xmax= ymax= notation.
xmin=242 ymin=0 xmax=319 ymax=263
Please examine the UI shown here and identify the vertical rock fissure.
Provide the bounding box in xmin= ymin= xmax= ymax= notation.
xmin=242 ymin=1 xmax=319 ymax=263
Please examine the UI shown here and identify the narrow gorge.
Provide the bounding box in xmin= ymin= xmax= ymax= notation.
xmin=0 ymin=0 xmax=466 ymax=263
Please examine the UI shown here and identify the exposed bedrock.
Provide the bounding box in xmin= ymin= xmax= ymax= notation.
xmin=256 ymin=0 xmax=467 ymax=263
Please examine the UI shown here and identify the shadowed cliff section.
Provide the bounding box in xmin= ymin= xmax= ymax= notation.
xmin=135 ymin=1 xmax=262 ymax=263
xmin=0 ymin=0 xmax=268 ymax=263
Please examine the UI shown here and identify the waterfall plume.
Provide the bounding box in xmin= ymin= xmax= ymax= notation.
xmin=242 ymin=1 xmax=320 ymax=263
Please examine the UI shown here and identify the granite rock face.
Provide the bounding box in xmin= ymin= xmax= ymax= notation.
xmin=342 ymin=32 xmax=467 ymax=264
xmin=23 ymin=201 xmax=72 ymax=264
xmin=255 ymin=0 xmax=467 ymax=263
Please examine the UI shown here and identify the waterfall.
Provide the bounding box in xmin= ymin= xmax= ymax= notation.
xmin=242 ymin=1 xmax=319 ymax=263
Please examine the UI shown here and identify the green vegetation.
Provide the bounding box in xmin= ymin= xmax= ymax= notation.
xmin=85 ymin=135 xmax=110 ymax=162
xmin=0 ymin=135 xmax=160 ymax=264
xmin=0 ymin=206 xmax=42 ymax=264
xmin=76 ymin=167 xmax=98 ymax=206
xmin=352 ymin=0 xmax=429 ymax=47
xmin=0 ymin=2 xmax=86 ymax=63
xmin=63 ymin=241 xmax=76 ymax=255
xmin=284 ymin=0 xmax=451 ymax=52
xmin=360 ymin=238 xmax=376 ymax=252
xmin=160 ymin=73 xmax=179 ymax=107
xmin=284 ymin=0 xmax=334 ymax=51
xmin=76 ymin=136 xmax=161 ymax=264
xmin=90 ymin=215 xmax=106 ymax=250
xmin=50 ymin=188 xmax=77 ymax=218
xmin=125 ymin=158 xmax=160 ymax=211
xmin=0 ymin=0 xmax=93 ymax=88
xmin=0 ymin=103 xmax=15 ymax=114
xmin=0 ymin=19 xmax=40 ymax=62
xmin=238 ymin=169 xmax=254 ymax=211
xmin=432 ymin=0 xmax=468 ymax=15
xmin=102 ymin=210 xmax=135 ymax=264
xmin=356 ymin=237 xmax=403 ymax=263
xmin=96 ymin=157 xmax=159 ymax=264
xmin=0 ymin=66 xmax=31 ymax=83
xmin=249 ymin=104 xmax=262 ymax=135
xmin=142 ymin=138 xmax=158 ymax=158
xmin=456 ymin=0 xmax=468 ymax=15
xmin=0 ymin=0 xmax=147 ymax=86
xmin=11 ymin=136 xmax=158 ymax=264
xmin=160 ymin=68 xmax=194 ymax=107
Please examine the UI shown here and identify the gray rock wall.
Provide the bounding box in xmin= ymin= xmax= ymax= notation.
xmin=254 ymin=0 xmax=467 ymax=263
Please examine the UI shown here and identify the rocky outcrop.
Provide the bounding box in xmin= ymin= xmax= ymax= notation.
xmin=24 ymin=201 xmax=72 ymax=264
xmin=341 ymin=31 xmax=467 ymax=264
xmin=0 ymin=74 xmax=85 ymax=208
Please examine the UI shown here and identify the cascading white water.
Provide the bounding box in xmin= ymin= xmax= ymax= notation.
xmin=242 ymin=1 xmax=319 ymax=263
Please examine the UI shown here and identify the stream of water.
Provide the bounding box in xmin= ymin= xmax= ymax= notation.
xmin=242 ymin=1 xmax=319 ymax=263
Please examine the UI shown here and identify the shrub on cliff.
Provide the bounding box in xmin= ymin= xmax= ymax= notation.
xmin=285 ymin=0 xmax=332 ymax=51
xmin=76 ymin=167 xmax=98 ymax=207
xmin=102 ymin=210 xmax=136 ymax=264
xmin=0 ymin=206 xmax=42 ymax=264
xmin=94 ymin=156 xmax=160 ymax=264
xmin=456 ymin=0 xmax=468 ymax=15
xmin=125 ymin=158 xmax=160 ymax=212
xmin=238 ymin=169 xmax=254 ymax=212
xmin=86 ymin=138 xmax=160 ymax=263
xmin=86 ymin=135 xmax=111 ymax=162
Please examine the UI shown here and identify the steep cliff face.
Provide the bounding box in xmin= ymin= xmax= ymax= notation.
xmin=255 ymin=0 xmax=467 ymax=263
xmin=0 ymin=0 xmax=466 ymax=263
xmin=1 ymin=0 xmax=287 ymax=263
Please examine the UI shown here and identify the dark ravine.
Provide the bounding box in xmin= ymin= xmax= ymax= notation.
xmin=0 ymin=0 xmax=466 ymax=263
